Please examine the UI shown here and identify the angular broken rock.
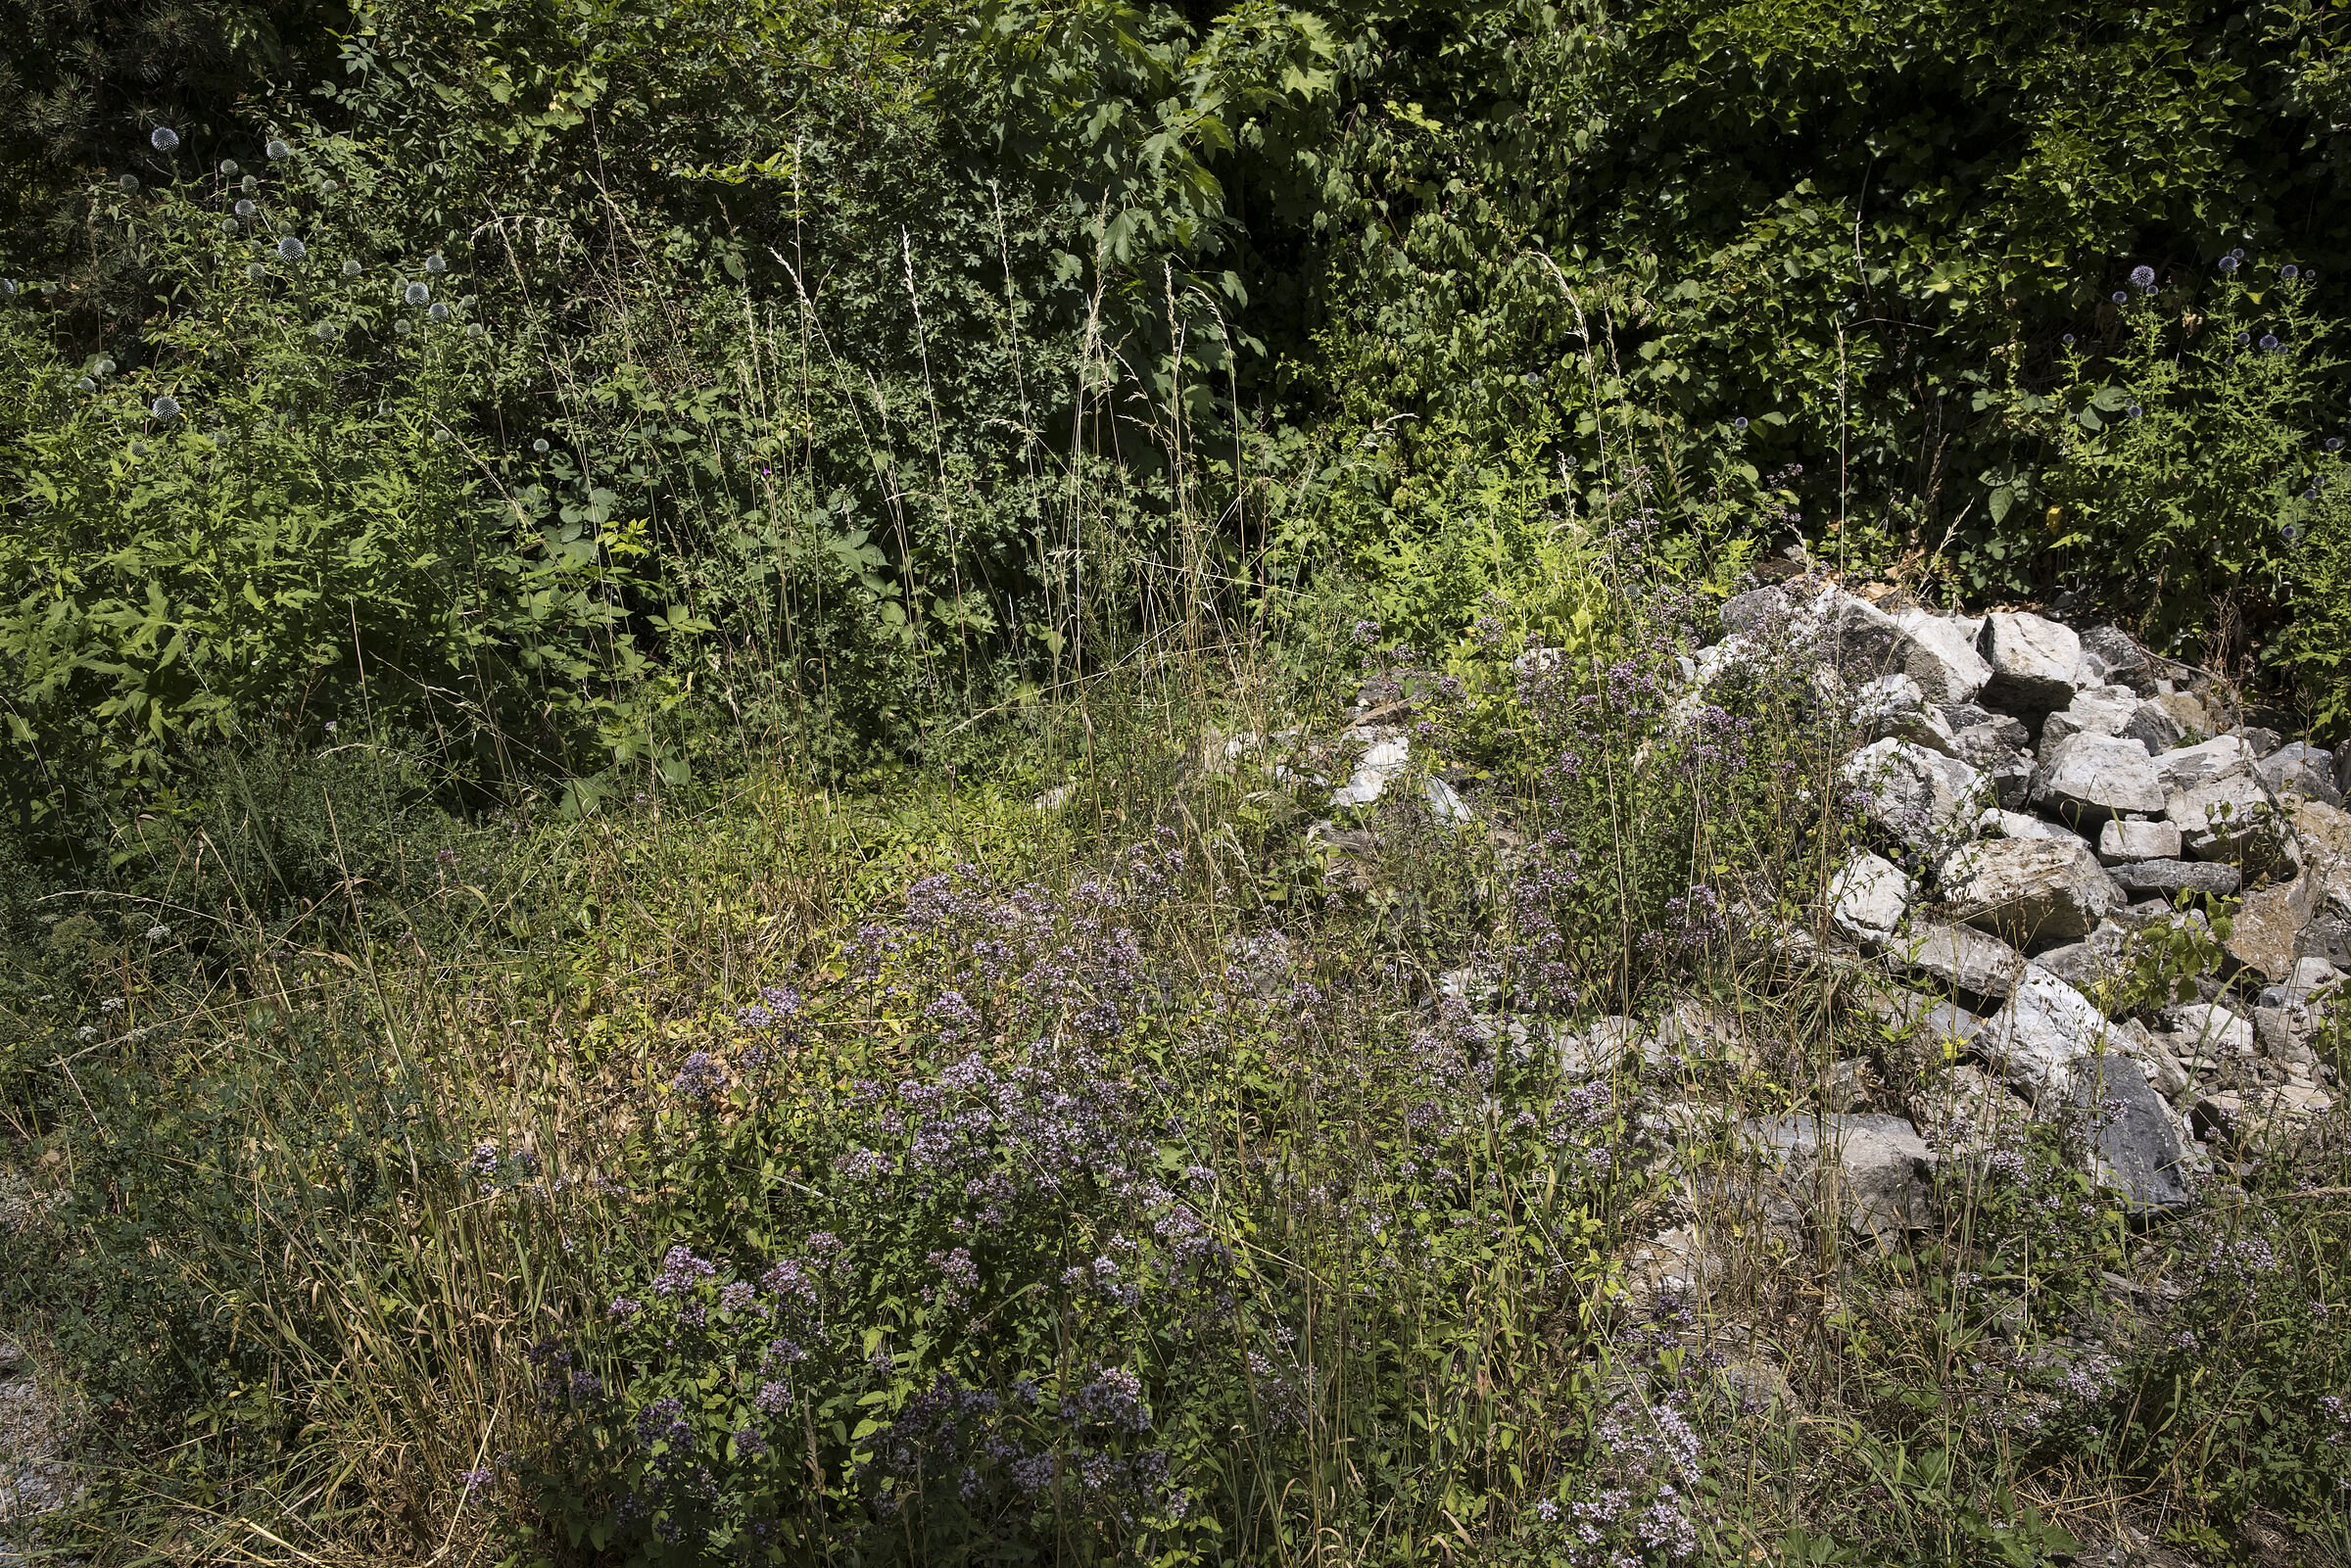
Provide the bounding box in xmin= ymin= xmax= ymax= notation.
xmin=2192 ymin=1084 xmax=2336 ymax=1146
xmin=1885 ymin=921 xmax=2028 ymax=1001
xmin=1830 ymin=852 xmax=1911 ymax=947
xmin=2223 ymin=871 xmax=2321 ymax=983
xmin=2257 ymin=741 xmax=2342 ymax=807
xmin=2077 ymin=625 xmax=2156 ymax=694
xmin=2152 ymin=735 xmax=2254 ymax=793
xmin=1908 ymin=1063 xmax=2021 ymax=1153
xmin=1941 ymin=835 xmax=2124 ymax=949
xmin=2119 ymin=699 xmax=2185 ymax=755
xmin=1843 ymin=737 xmax=1980 ymax=852
xmin=1893 ymin=612 xmax=1992 ymax=704
xmin=1979 ymin=964 xmax=2114 ymax=1104
xmin=1976 ymin=612 xmax=2082 ymax=717
xmin=2069 ymin=1055 xmax=2193 ymax=1211
xmin=1981 ymin=807 xmax=2086 ymax=844
xmin=1744 ymin=1113 xmax=1938 ymax=1242
xmin=2032 ymin=919 xmax=2132 ymax=995
xmin=2097 ymin=818 xmax=2182 ymax=864
xmin=2165 ymin=766 xmax=2289 ymax=872
xmin=2037 ymin=688 xmax=2139 ymax=758
xmin=2105 ymin=858 xmax=2240 ymax=899
xmin=2161 ymin=1001 xmax=2254 ymax=1060
xmin=2031 ymin=733 xmax=2166 ymax=821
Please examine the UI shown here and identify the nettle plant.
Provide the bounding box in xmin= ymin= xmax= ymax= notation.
xmin=0 ymin=134 xmax=654 ymax=801
xmin=516 ymin=832 xmax=1687 ymax=1564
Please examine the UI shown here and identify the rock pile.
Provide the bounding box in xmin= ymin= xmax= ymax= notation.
xmin=1765 ymin=583 xmax=2351 ymax=1207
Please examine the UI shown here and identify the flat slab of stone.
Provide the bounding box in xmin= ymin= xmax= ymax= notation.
xmin=2166 ymin=766 xmax=2287 ymax=869
xmin=2106 ymin=858 xmax=2239 ymax=899
xmin=1885 ymin=921 xmax=2028 ymax=1000
xmin=1941 ymin=835 xmax=2124 ymax=948
xmin=1830 ymin=852 xmax=1911 ymax=947
xmin=2152 ymin=736 xmax=2254 ymax=792
xmin=2258 ymin=741 xmax=2342 ymax=807
xmin=1894 ymin=613 xmax=1992 ymax=704
xmin=2224 ymin=871 xmax=2321 ymax=983
xmin=1744 ymin=1113 xmax=1937 ymax=1241
xmin=1980 ymin=965 xmax=2113 ymax=1103
xmin=1844 ymin=737 xmax=1980 ymax=851
xmin=2097 ymin=818 xmax=2182 ymax=864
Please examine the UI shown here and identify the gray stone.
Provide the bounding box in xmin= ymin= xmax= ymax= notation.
xmin=2150 ymin=690 xmax=2213 ymax=740
xmin=1976 ymin=612 xmax=2082 ymax=717
xmin=2192 ymin=1084 xmax=2337 ymax=1145
xmin=2257 ymin=742 xmax=2342 ymax=807
xmin=2097 ymin=818 xmax=2182 ymax=864
xmin=1745 ymin=1113 xmax=1938 ymax=1241
xmin=1980 ymin=964 xmax=2115 ymax=1103
xmin=1892 ymin=613 xmax=1992 ymax=704
xmin=2106 ymin=858 xmax=2240 ymax=899
xmin=2233 ymin=726 xmax=2284 ymax=759
xmin=1720 ymin=586 xmax=1791 ymax=638
xmin=2152 ymin=736 xmax=2255 ymax=793
xmin=2033 ymin=920 xmax=2132 ymax=994
xmin=2032 ymin=733 xmax=2167 ymax=821
xmin=1886 ymin=921 xmax=2028 ymax=1001
xmin=2162 ymin=1001 xmax=2254 ymax=1059
xmin=1868 ymin=986 xmax=1988 ymax=1049
xmin=1843 ymin=738 xmax=1981 ymax=852
xmin=1822 ymin=1056 xmax=1874 ymax=1113
xmin=1981 ymin=807 xmax=2087 ymax=844
xmin=2070 ymin=1056 xmax=2193 ymax=1210
xmin=1989 ymin=756 xmax=2036 ymax=811
xmin=1941 ymin=835 xmax=2124 ymax=949
xmin=2166 ymin=766 xmax=2289 ymax=871
xmin=2038 ymin=688 xmax=2139 ymax=758
xmin=1830 ymin=852 xmax=1912 ymax=947
xmin=2119 ymin=700 xmax=2185 ymax=755
xmin=2077 ymin=626 xmax=2155 ymax=693
xmin=1854 ymin=674 xmax=1962 ymax=757
xmin=2110 ymin=1017 xmax=2192 ymax=1099
xmin=1910 ymin=1063 xmax=2025 ymax=1152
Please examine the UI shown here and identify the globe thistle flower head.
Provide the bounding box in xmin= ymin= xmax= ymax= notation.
xmin=96 ymin=357 xmax=115 ymax=374
xmin=241 ymin=174 xmax=258 ymax=193
xmin=395 ymin=319 xmax=412 ymax=336
xmin=219 ymin=160 xmax=239 ymax=176
xmin=2110 ymin=290 xmax=2127 ymax=305
xmin=246 ymin=262 xmax=267 ymax=281
xmin=318 ymin=180 xmax=340 ymax=196
xmin=405 ymin=282 xmax=430 ymax=306
xmin=150 ymin=127 xmax=179 ymax=153
xmin=341 ymin=258 xmax=361 ymax=278
xmin=118 ymin=174 xmax=138 ymax=193
xmin=464 ymin=322 xmax=484 ymax=338
xmin=131 ymin=441 xmax=147 ymax=457
xmin=2329 ymin=437 xmax=2345 ymax=451
xmin=220 ymin=218 xmax=238 ymax=234
xmin=265 ymin=138 xmax=291 ymax=161
xmin=2283 ymin=264 xmax=2301 ymax=280
xmin=2218 ymin=256 xmax=2238 ymax=274
xmin=235 ymin=199 xmax=256 ymax=217
xmin=314 ymin=321 xmax=338 ymax=341
xmin=2232 ymin=248 xmax=2246 ymax=261
xmin=2127 ymin=404 xmax=2142 ymax=419
xmin=428 ymin=301 xmax=451 ymax=322
xmin=2130 ymin=264 xmax=2155 ymax=291
xmin=75 ymin=377 xmax=95 ymax=392
xmin=2061 ymin=333 xmax=2076 ymax=347
xmin=425 ymin=254 xmax=449 ymax=274
xmin=151 ymin=396 xmax=180 ymax=420
xmin=275 ymin=236 xmax=306 ymax=261
xmin=534 ymin=438 xmax=551 ymax=452
xmin=1732 ymin=416 xmax=1748 ymax=431
xmin=0 ymin=280 xmax=15 ymax=299
xmin=2261 ymin=333 xmax=2281 ymax=352
xmin=2235 ymin=330 xmax=2251 ymax=345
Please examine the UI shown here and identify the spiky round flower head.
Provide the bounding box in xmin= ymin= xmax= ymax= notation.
xmin=425 ymin=254 xmax=448 ymax=274
xmin=318 ymin=180 xmax=339 ymax=196
xmin=234 ymin=199 xmax=256 ymax=217
xmin=275 ymin=236 xmax=306 ymax=262
xmin=534 ymin=438 xmax=550 ymax=452
xmin=2218 ymin=256 xmax=2239 ymax=273
xmin=1732 ymin=416 xmax=1748 ymax=431
xmin=130 ymin=441 xmax=146 ymax=457
xmin=219 ymin=218 xmax=238 ymax=234
xmin=405 ymin=282 xmax=430 ymax=306
xmin=150 ymin=126 xmax=179 ymax=153
xmin=2130 ymin=264 xmax=2155 ymax=290
xmin=434 ymin=430 xmax=451 ymax=444
xmin=2110 ymin=290 xmax=2128 ymax=305
xmin=394 ymin=319 xmax=412 ymax=336
xmin=218 ymin=160 xmax=239 ymax=176
xmin=341 ymin=258 xmax=361 ymax=278
xmin=265 ymin=138 xmax=291 ymax=161
xmin=246 ymin=262 xmax=267 ymax=282
xmin=428 ymin=301 xmax=451 ymax=322
xmin=2061 ymin=333 xmax=2076 ymax=346
xmin=314 ymin=321 xmax=338 ymax=341
xmin=2262 ymin=333 xmax=2281 ymax=352
xmin=151 ymin=396 xmax=180 ymax=420
xmin=464 ymin=322 xmax=484 ymax=338
xmin=2236 ymin=330 xmax=2252 ymax=345
xmin=74 ymin=377 xmax=94 ymax=392
xmin=2328 ymin=437 xmax=2344 ymax=451
xmin=118 ymin=174 xmax=138 ymax=193
xmin=0 ymin=280 xmax=15 ymax=299
xmin=2283 ymin=263 xmax=2301 ymax=280
xmin=2127 ymin=404 xmax=2142 ymax=419
xmin=96 ymin=357 xmax=115 ymax=374
xmin=2232 ymin=247 xmax=2246 ymax=261
xmin=241 ymin=174 xmax=257 ymax=193
xmin=38 ymin=283 xmax=54 ymax=297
